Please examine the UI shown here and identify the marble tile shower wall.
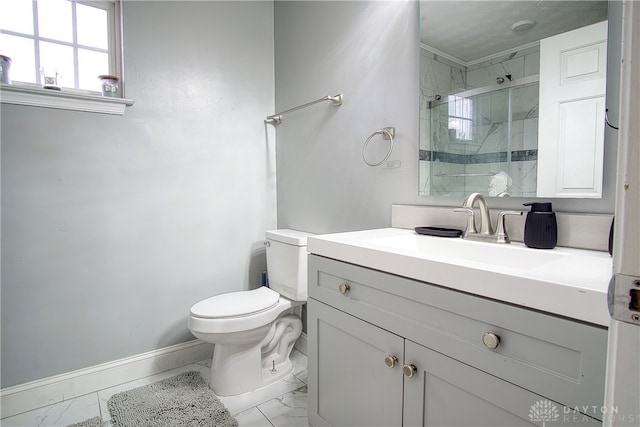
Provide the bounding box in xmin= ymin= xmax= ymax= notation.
xmin=419 ymin=45 xmax=540 ymax=197
xmin=466 ymin=45 xmax=540 ymax=88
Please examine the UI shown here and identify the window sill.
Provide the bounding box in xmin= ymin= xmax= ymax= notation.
xmin=0 ymin=84 xmax=134 ymax=115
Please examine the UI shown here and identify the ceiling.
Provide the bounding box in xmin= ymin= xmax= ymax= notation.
xmin=420 ymin=1 xmax=608 ymax=63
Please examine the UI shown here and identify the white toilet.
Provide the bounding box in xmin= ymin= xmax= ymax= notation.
xmin=188 ymin=229 xmax=314 ymax=396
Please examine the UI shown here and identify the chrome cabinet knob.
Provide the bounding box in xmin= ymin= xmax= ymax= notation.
xmin=403 ymin=364 xmax=417 ymax=377
xmin=338 ymin=283 xmax=350 ymax=294
xmin=482 ymin=332 xmax=501 ymax=349
xmin=384 ymin=355 xmax=398 ymax=368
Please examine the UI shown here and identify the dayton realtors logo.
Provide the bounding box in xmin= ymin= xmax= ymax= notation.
xmin=528 ymin=400 xmax=560 ymax=426
xmin=529 ymin=399 xmax=626 ymax=424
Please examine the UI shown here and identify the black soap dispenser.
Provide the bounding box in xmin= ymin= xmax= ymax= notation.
xmin=523 ymin=202 xmax=557 ymax=249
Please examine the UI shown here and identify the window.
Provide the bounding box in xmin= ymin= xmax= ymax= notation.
xmin=0 ymin=0 xmax=121 ymax=93
xmin=448 ymin=96 xmax=474 ymax=142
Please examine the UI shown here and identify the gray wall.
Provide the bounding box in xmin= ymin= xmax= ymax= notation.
xmin=274 ymin=0 xmax=420 ymax=234
xmin=274 ymin=1 xmax=619 ymax=235
xmin=0 ymin=1 xmax=275 ymax=388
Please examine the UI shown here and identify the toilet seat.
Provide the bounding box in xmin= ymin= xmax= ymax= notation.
xmin=188 ymin=287 xmax=301 ymax=334
xmin=190 ymin=287 xmax=279 ymax=319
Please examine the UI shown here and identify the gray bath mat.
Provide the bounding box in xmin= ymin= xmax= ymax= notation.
xmin=66 ymin=416 xmax=103 ymax=427
xmin=107 ymin=371 xmax=238 ymax=427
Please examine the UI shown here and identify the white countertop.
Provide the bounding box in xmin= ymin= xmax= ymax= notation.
xmin=307 ymin=228 xmax=613 ymax=326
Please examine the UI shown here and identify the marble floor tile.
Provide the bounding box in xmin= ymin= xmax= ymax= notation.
xmin=196 ymin=357 xmax=212 ymax=368
xmin=258 ymin=386 xmax=308 ymax=427
xmin=1 ymin=393 xmax=101 ymax=427
xmin=290 ymin=349 xmax=308 ymax=384
xmin=234 ymin=406 xmax=273 ymax=427
xmin=219 ymin=374 xmax=305 ymax=417
xmin=292 ymin=368 xmax=307 ymax=385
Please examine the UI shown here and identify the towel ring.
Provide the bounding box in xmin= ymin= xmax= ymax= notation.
xmin=362 ymin=127 xmax=395 ymax=166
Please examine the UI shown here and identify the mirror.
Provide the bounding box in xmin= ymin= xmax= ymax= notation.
xmin=418 ymin=1 xmax=608 ymax=198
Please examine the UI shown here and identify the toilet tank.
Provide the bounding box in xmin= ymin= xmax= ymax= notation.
xmin=265 ymin=229 xmax=315 ymax=301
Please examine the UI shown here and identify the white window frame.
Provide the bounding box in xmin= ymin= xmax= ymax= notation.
xmin=0 ymin=0 xmax=132 ymax=115
xmin=448 ymin=96 xmax=474 ymax=142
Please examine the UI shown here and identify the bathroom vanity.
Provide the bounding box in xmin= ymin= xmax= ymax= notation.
xmin=306 ymin=228 xmax=612 ymax=426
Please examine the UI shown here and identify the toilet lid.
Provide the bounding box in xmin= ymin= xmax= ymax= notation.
xmin=190 ymin=287 xmax=280 ymax=319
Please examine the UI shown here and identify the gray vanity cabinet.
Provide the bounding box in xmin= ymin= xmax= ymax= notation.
xmin=307 ymin=254 xmax=608 ymax=426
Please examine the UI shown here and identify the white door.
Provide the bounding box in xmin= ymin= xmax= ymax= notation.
xmin=604 ymin=2 xmax=640 ymax=426
xmin=537 ymin=21 xmax=608 ymax=198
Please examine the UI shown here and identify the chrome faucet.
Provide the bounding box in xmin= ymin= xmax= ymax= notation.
xmin=457 ymin=193 xmax=493 ymax=236
xmin=454 ymin=193 xmax=522 ymax=243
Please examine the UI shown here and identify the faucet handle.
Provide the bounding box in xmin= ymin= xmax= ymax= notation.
xmin=496 ymin=211 xmax=523 ymax=244
xmin=454 ymin=207 xmax=477 ymax=236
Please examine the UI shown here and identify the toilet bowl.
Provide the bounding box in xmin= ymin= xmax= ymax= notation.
xmin=187 ymin=229 xmax=313 ymax=396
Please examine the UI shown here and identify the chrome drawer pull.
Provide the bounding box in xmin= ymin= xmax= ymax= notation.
xmin=338 ymin=283 xmax=350 ymax=294
xmin=384 ymin=355 xmax=398 ymax=368
xmin=403 ymin=364 xmax=417 ymax=377
xmin=482 ymin=332 xmax=501 ymax=349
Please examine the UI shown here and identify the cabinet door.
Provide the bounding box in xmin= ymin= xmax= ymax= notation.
xmin=403 ymin=340 xmax=597 ymax=427
xmin=308 ymin=298 xmax=404 ymax=427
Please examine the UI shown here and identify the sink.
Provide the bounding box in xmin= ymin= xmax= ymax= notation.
xmin=364 ymin=233 xmax=568 ymax=270
xmin=306 ymin=227 xmax=612 ymax=326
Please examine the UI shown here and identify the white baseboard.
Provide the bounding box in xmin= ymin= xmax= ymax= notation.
xmin=294 ymin=332 xmax=308 ymax=355
xmin=0 ymin=339 xmax=213 ymax=419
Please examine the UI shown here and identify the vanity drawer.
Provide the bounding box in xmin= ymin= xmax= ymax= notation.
xmin=308 ymin=254 xmax=608 ymax=419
